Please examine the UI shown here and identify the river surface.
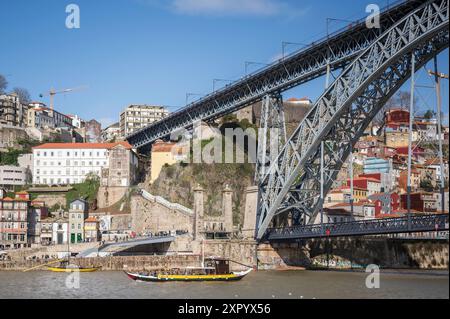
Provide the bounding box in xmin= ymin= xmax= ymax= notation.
xmin=0 ymin=270 xmax=448 ymax=299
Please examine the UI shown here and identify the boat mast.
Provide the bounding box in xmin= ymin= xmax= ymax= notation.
xmin=67 ymin=220 xmax=70 ymax=264
xmin=201 ymin=239 xmax=205 ymax=268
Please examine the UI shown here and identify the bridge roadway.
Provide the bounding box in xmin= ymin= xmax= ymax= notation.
xmin=265 ymin=214 xmax=449 ymax=241
xmin=126 ymin=0 xmax=423 ymax=151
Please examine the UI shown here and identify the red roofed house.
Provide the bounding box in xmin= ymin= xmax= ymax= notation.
xmin=368 ymin=192 xmax=401 ymax=217
xmin=32 ymin=142 xmax=138 ymax=187
xmin=400 ymin=192 xmax=438 ymax=213
xmin=0 ymin=196 xmax=31 ymax=249
xmin=347 ymin=177 xmax=381 ymax=196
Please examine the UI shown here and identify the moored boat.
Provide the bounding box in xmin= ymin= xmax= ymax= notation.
xmin=47 ymin=265 xmax=101 ymax=273
xmin=124 ymin=258 xmax=253 ymax=282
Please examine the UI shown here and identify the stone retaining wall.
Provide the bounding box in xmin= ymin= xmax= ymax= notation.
xmin=0 ymin=255 xmax=201 ymax=271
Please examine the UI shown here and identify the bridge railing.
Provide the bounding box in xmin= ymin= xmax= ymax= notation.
xmin=140 ymin=189 xmax=193 ymax=216
xmin=265 ymin=214 xmax=449 ymax=240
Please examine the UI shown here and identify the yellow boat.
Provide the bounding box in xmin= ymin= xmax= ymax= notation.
xmin=125 ymin=258 xmax=252 ymax=282
xmin=47 ymin=266 xmax=101 ymax=273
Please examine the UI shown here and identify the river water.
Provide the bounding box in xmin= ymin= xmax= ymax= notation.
xmin=0 ymin=270 xmax=448 ymax=299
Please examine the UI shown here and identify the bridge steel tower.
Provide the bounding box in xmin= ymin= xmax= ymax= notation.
xmin=256 ymin=0 xmax=449 ymax=240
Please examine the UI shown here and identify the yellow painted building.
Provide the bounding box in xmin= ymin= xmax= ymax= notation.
xmin=150 ymin=140 xmax=188 ymax=183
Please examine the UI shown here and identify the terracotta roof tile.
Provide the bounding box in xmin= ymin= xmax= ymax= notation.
xmin=33 ymin=141 xmax=132 ymax=150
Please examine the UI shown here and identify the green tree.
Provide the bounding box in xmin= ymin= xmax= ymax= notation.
xmin=13 ymin=87 xmax=31 ymax=104
xmin=423 ymin=109 xmax=435 ymax=119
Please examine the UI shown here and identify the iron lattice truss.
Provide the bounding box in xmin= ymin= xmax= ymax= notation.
xmin=266 ymin=214 xmax=449 ymax=240
xmin=127 ymin=1 xmax=425 ymax=151
xmin=255 ymin=94 xmax=287 ymax=183
xmin=256 ymin=0 xmax=449 ymax=240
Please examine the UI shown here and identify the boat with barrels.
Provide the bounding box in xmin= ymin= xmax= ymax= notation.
xmin=124 ymin=258 xmax=252 ymax=282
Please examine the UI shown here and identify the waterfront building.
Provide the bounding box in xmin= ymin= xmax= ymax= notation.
xmin=40 ymin=218 xmax=53 ymax=245
xmin=0 ymin=197 xmax=30 ymax=249
xmin=69 ymin=199 xmax=89 ymax=244
xmin=84 ymin=217 xmax=100 ymax=242
xmin=27 ymin=200 xmax=49 ymax=245
xmin=32 ymin=141 xmax=137 ymax=186
xmin=51 ymin=218 xmax=69 ymax=245
xmin=0 ymin=166 xmax=29 ymax=190
xmin=120 ymin=104 xmax=169 ymax=138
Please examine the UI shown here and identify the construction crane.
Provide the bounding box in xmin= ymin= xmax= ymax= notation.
xmin=39 ymin=85 xmax=87 ymax=111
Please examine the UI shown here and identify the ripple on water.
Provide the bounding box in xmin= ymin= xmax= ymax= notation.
xmin=0 ymin=270 xmax=448 ymax=299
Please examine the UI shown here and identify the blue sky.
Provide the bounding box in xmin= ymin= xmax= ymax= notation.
xmin=1 ymin=0 xmax=448 ymax=128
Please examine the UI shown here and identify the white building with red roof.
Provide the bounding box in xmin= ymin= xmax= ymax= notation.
xmin=32 ymin=141 xmax=136 ymax=186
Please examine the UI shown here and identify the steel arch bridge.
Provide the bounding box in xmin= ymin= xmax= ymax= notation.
xmin=126 ymin=0 xmax=449 ymax=241
xmin=256 ymin=0 xmax=449 ymax=239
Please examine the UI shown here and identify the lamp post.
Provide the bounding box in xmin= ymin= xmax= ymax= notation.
xmin=185 ymin=93 xmax=203 ymax=105
xmin=213 ymin=79 xmax=233 ymax=92
xmin=245 ymin=61 xmax=270 ymax=75
xmin=281 ymin=42 xmax=308 ymax=59
xmin=326 ymin=18 xmax=356 ymax=38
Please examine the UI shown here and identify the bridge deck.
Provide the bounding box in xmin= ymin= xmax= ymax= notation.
xmin=265 ymin=214 xmax=449 ymax=241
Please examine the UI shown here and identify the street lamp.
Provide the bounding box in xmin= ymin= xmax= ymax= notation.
xmin=326 ymin=18 xmax=356 ymax=38
xmin=245 ymin=61 xmax=270 ymax=75
xmin=185 ymin=93 xmax=203 ymax=105
xmin=213 ymin=79 xmax=233 ymax=92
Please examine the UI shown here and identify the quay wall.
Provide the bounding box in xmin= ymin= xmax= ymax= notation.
xmin=258 ymin=238 xmax=449 ymax=270
xmin=0 ymin=255 xmax=201 ymax=271
xmin=1 ymin=238 xmax=448 ymax=271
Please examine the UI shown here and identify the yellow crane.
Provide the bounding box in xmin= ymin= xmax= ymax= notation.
xmin=39 ymin=85 xmax=88 ymax=111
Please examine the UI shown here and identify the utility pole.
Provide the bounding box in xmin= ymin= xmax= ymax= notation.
xmin=349 ymin=143 xmax=354 ymax=217
xmin=407 ymin=53 xmax=416 ymax=229
xmin=429 ymin=57 xmax=449 ymax=214
xmin=320 ymin=141 xmax=325 ymax=234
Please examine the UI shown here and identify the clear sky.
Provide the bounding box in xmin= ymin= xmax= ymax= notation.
xmin=1 ymin=0 xmax=448 ymax=128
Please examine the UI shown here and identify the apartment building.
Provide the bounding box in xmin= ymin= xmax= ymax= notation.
xmin=0 ymin=197 xmax=30 ymax=249
xmin=32 ymin=141 xmax=137 ymax=186
xmin=69 ymin=199 xmax=89 ymax=244
xmin=0 ymin=166 xmax=29 ymax=190
xmin=0 ymin=93 xmax=27 ymax=127
xmin=27 ymin=103 xmax=73 ymax=129
xmin=120 ymin=105 xmax=169 ymax=137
